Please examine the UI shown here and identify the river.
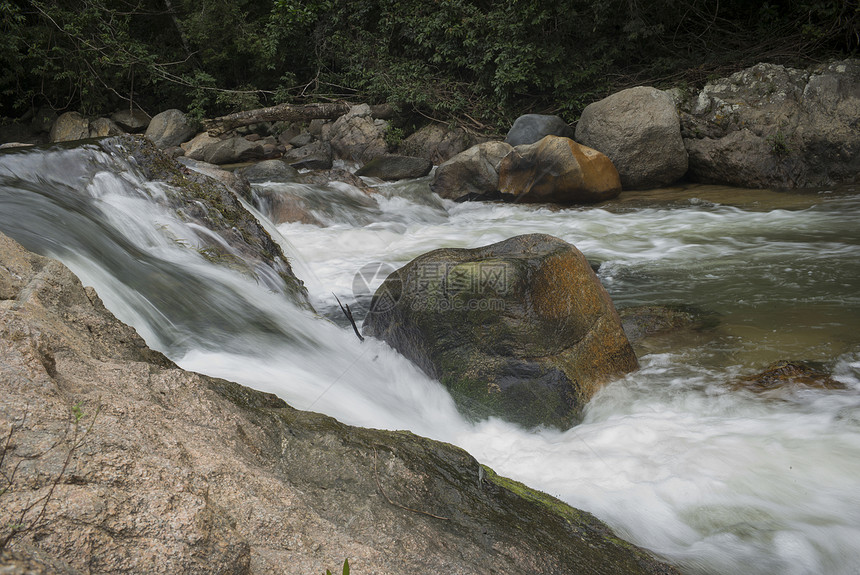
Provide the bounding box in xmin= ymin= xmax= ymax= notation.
xmin=1 ymin=141 xmax=859 ymax=574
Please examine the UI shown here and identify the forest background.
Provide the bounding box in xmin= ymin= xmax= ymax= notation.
xmin=1 ymin=0 xmax=857 ymax=134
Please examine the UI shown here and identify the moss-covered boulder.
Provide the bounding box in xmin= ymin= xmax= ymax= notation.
xmin=362 ymin=234 xmax=638 ymax=428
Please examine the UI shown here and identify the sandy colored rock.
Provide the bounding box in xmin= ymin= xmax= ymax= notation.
xmin=575 ymin=87 xmax=688 ymax=189
xmin=49 ymin=112 xmax=90 ymax=143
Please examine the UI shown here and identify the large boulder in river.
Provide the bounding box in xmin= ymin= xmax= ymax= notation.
xmin=362 ymin=234 xmax=638 ymax=429
xmin=679 ymin=59 xmax=860 ymax=188
xmin=430 ymin=141 xmax=513 ymax=201
xmin=498 ymin=136 xmax=622 ymax=203
xmin=505 ymin=114 xmax=575 ymax=147
xmin=324 ymin=103 xmax=389 ymax=164
xmin=575 ymin=87 xmax=688 ymax=189
xmin=145 ymin=109 xmax=197 ymax=149
xmin=49 ymin=111 xmax=90 ymax=142
xmin=0 ymin=231 xmax=679 ymax=575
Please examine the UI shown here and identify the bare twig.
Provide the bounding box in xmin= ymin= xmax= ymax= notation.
xmin=333 ymin=293 xmax=364 ymax=343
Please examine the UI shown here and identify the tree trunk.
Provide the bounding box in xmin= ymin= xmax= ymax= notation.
xmin=203 ymin=102 xmax=395 ymax=135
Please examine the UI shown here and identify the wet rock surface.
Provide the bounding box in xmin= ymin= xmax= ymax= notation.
xmin=0 ymin=231 xmax=679 ymax=575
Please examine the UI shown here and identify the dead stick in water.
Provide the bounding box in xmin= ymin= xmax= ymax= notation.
xmin=333 ymin=293 xmax=364 ymax=342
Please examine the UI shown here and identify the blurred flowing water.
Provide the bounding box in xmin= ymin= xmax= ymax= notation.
xmin=1 ymin=142 xmax=859 ymax=575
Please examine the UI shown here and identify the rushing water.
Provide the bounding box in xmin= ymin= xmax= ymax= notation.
xmin=1 ymin=142 xmax=859 ymax=575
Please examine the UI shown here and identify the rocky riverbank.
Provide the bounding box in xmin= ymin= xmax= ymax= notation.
xmin=2 ymin=59 xmax=857 ymax=196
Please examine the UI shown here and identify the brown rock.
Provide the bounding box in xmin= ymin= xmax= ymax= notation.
xmin=498 ymin=136 xmax=622 ymax=203
xmin=734 ymin=360 xmax=845 ymax=394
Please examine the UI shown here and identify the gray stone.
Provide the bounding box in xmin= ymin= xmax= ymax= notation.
xmin=326 ymin=104 xmax=389 ymax=164
xmin=362 ymin=234 xmax=638 ymax=429
xmin=679 ymin=59 xmax=860 ymax=188
xmin=283 ymin=140 xmax=333 ymax=170
xmin=575 ymin=87 xmax=688 ymax=189
xmin=288 ymin=131 xmax=314 ymax=148
xmin=181 ymin=131 xmax=220 ymax=160
xmin=238 ymin=159 xmax=301 ymax=183
xmin=401 ymin=123 xmax=476 ymax=164
xmin=505 ymin=114 xmax=575 ymax=147
xmin=49 ymin=112 xmax=90 ymax=143
xmin=145 ymin=109 xmax=197 ymax=149
xmin=355 ymin=155 xmax=433 ymax=180
xmin=110 ymin=109 xmax=150 ymax=132
xmin=88 ymin=117 xmax=125 ymax=138
xmin=429 ymin=141 xmax=513 ymax=201
xmin=203 ymin=136 xmax=266 ymax=165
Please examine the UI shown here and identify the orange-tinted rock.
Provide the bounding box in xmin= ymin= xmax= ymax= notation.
xmin=498 ymin=136 xmax=622 ymax=204
xmin=362 ymin=233 xmax=637 ymax=428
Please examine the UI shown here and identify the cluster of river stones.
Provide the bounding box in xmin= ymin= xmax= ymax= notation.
xmin=2 ymin=58 xmax=856 ymax=429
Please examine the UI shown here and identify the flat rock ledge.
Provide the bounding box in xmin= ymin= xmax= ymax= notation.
xmin=0 ymin=231 xmax=679 ymax=574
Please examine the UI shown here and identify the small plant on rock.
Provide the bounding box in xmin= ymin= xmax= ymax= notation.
xmin=325 ymin=558 xmax=350 ymax=575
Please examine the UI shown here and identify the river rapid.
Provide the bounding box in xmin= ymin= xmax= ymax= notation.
xmin=1 ymin=143 xmax=859 ymax=575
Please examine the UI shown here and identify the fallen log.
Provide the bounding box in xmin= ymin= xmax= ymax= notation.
xmin=203 ymin=102 xmax=395 ymax=135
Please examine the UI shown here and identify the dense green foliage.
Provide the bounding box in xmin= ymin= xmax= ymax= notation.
xmin=1 ymin=0 xmax=857 ymax=129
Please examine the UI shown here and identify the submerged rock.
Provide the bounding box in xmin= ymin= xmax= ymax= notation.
xmin=498 ymin=136 xmax=622 ymax=204
xmin=619 ymin=304 xmax=719 ymax=343
xmin=0 ymin=231 xmax=680 ymax=574
xmin=734 ymin=360 xmax=845 ymax=394
xmin=237 ymin=158 xmax=301 ymax=183
xmin=362 ymin=234 xmax=638 ymax=429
